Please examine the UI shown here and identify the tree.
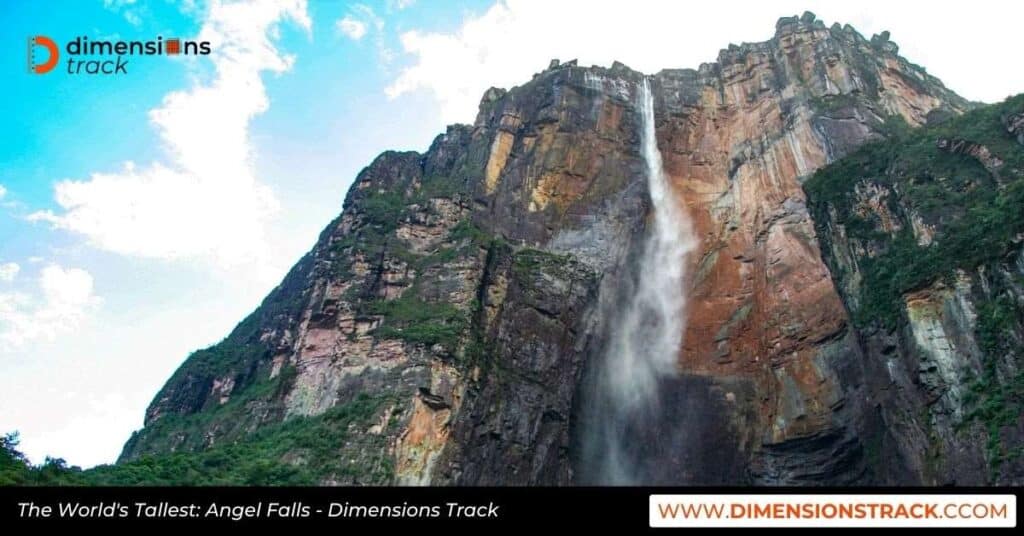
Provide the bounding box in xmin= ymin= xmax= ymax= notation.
xmin=0 ymin=432 xmax=32 ymax=485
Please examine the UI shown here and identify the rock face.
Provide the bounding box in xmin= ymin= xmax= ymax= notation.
xmin=1005 ymin=112 xmax=1024 ymax=145
xmin=122 ymin=13 xmax=1024 ymax=485
xmin=805 ymin=91 xmax=1024 ymax=485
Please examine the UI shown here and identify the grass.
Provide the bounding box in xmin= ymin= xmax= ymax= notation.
xmin=366 ymin=294 xmax=468 ymax=349
xmin=512 ymin=248 xmax=576 ymax=281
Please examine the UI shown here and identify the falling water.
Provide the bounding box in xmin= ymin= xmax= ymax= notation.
xmin=585 ymin=77 xmax=697 ymax=484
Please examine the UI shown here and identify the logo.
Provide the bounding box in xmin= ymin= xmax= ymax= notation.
xmin=26 ymin=35 xmax=211 ymax=76
xmin=28 ymin=35 xmax=59 ymax=74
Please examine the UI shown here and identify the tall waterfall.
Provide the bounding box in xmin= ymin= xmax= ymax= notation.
xmin=586 ymin=77 xmax=697 ymax=484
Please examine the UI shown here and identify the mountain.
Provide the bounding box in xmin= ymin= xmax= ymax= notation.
xmin=103 ymin=12 xmax=1022 ymax=486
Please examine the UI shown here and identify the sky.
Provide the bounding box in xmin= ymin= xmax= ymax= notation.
xmin=0 ymin=0 xmax=1021 ymax=468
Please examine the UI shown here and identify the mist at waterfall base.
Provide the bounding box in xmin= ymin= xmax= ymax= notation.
xmin=576 ymin=79 xmax=699 ymax=484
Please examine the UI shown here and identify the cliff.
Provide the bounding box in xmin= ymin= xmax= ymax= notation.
xmin=805 ymin=93 xmax=1024 ymax=484
xmin=113 ymin=12 xmax=1023 ymax=485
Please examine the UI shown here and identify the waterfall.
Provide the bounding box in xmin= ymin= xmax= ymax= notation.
xmin=586 ymin=77 xmax=697 ymax=484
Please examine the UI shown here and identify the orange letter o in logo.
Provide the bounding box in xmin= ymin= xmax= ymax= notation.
xmin=29 ymin=35 xmax=59 ymax=74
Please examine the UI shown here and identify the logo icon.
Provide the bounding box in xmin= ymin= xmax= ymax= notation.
xmin=165 ymin=38 xmax=181 ymax=55
xmin=28 ymin=35 xmax=59 ymax=74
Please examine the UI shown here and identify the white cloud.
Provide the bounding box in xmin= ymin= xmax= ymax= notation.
xmin=102 ymin=0 xmax=136 ymax=9
xmin=390 ymin=0 xmax=415 ymax=10
xmin=0 ymin=265 xmax=99 ymax=351
xmin=31 ymin=0 xmax=310 ymax=268
xmin=0 ymin=263 xmax=19 ymax=283
xmin=337 ymin=5 xmax=394 ymax=67
xmin=103 ymin=0 xmax=142 ymax=27
xmin=0 ymin=184 xmax=6 ymax=199
xmin=354 ymin=4 xmax=384 ymax=31
xmin=337 ymin=16 xmax=368 ymax=40
xmin=123 ymin=11 xmax=142 ymax=27
xmin=337 ymin=4 xmax=386 ymax=42
xmin=387 ymin=0 xmax=1024 ymax=125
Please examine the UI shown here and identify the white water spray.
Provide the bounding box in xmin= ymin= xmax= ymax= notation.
xmin=593 ymin=77 xmax=697 ymax=483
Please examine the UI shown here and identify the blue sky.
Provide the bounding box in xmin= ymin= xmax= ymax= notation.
xmin=0 ymin=0 xmax=487 ymax=467
xmin=1 ymin=0 xmax=1021 ymax=467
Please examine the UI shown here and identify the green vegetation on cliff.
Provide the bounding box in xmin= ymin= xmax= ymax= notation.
xmin=805 ymin=94 xmax=1024 ymax=476
xmin=355 ymin=219 xmax=493 ymax=350
xmin=1 ymin=394 xmax=393 ymax=486
xmin=805 ymin=94 xmax=1024 ymax=329
xmin=368 ymin=294 xmax=467 ymax=347
xmin=963 ymin=294 xmax=1024 ymax=474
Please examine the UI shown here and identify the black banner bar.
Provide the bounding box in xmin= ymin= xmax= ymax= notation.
xmin=1 ymin=486 xmax=1021 ymax=530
